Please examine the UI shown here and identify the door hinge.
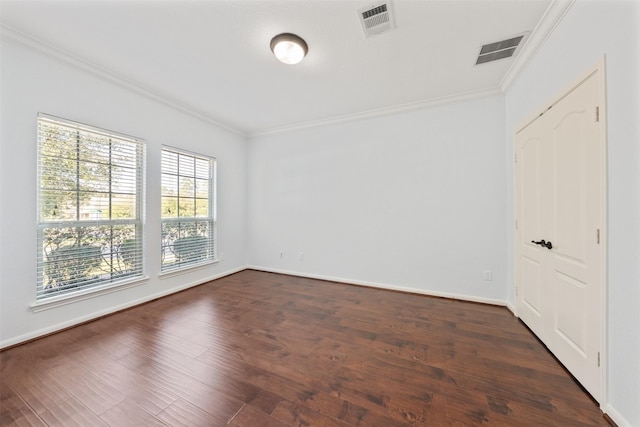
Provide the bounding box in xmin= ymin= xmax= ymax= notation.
xmin=597 ymin=229 xmax=600 ymax=244
xmin=597 ymin=352 xmax=600 ymax=367
xmin=595 ymin=106 xmax=600 ymax=122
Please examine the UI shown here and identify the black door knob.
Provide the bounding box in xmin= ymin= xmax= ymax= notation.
xmin=531 ymin=239 xmax=553 ymax=250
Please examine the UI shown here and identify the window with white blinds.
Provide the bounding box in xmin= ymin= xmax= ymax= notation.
xmin=161 ymin=147 xmax=216 ymax=272
xmin=36 ymin=114 xmax=145 ymax=302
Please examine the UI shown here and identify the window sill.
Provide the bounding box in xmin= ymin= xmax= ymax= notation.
xmin=31 ymin=276 xmax=150 ymax=313
xmin=158 ymin=259 xmax=219 ymax=279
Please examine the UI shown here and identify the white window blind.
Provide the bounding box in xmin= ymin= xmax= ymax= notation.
xmin=161 ymin=147 xmax=216 ymax=272
xmin=36 ymin=114 xmax=145 ymax=301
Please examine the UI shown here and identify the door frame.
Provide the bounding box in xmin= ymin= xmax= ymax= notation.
xmin=513 ymin=57 xmax=608 ymax=407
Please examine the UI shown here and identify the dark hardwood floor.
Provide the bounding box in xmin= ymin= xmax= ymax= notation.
xmin=1 ymin=270 xmax=609 ymax=426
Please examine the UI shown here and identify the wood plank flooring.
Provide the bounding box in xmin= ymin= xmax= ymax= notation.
xmin=1 ymin=270 xmax=610 ymax=426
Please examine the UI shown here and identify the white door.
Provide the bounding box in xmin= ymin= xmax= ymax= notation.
xmin=515 ymin=64 xmax=606 ymax=403
xmin=514 ymin=113 xmax=550 ymax=339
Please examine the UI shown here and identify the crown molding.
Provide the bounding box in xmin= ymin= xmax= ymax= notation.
xmin=0 ymin=24 xmax=247 ymax=138
xmin=2 ymin=0 xmax=573 ymax=142
xmin=248 ymin=87 xmax=504 ymax=138
xmin=500 ymin=0 xmax=575 ymax=91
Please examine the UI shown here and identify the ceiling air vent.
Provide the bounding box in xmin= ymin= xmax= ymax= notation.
xmin=359 ymin=2 xmax=395 ymax=38
xmin=476 ymin=33 xmax=528 ymax=65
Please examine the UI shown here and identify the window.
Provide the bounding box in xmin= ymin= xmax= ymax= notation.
xmin=161 ymin=147 xmax=216 ymax=272
xmin=37 ymin=114 xmax=145 ymax=302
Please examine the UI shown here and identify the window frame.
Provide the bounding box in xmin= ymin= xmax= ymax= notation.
xmin=33 ymin=113 xmax=147 ymax=310
xmin=160 ymin=145 xmax=217 ymax=274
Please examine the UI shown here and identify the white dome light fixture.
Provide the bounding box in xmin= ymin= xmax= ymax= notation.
xmin=270 ymin=33 xmax=308 ymax=65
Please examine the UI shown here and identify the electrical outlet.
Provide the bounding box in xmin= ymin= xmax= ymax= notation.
xmin=483 ymin=270 xmax=493 ymax=281
xmin=280 ymin=251 xmax=284 ymax=259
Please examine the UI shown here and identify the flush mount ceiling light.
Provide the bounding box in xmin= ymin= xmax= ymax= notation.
xmin=270 ymin=33 xmax=308 ymax=65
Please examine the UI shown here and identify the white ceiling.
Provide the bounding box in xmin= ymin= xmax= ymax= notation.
xmin=1 ymin=0 xmax=560 ymax=136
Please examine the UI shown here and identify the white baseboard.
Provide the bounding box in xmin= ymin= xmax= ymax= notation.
xmin=506 ymin=300 xmax=517 ymax=316
xmin=0 ymin=266 xmax=247 ymax=350
xmin=605 ymin=404 xmax=633 ymax=427
xmin=247 ymin=265 xmax=507 ymax=307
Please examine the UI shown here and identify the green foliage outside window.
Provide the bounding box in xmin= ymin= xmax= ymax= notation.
xmin=37 ymin=116 xmax=144 ymax=300
xmin=160 ymin=148 xmax=215 ymax=272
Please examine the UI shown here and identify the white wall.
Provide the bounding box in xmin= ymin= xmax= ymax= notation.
xmin=0 ymin=38 xmax=248 ymax=347
xmin=505 ymin=1 xmax=640 ymax=425
xmin=247 ymin=95 xmax=507 ymax=303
